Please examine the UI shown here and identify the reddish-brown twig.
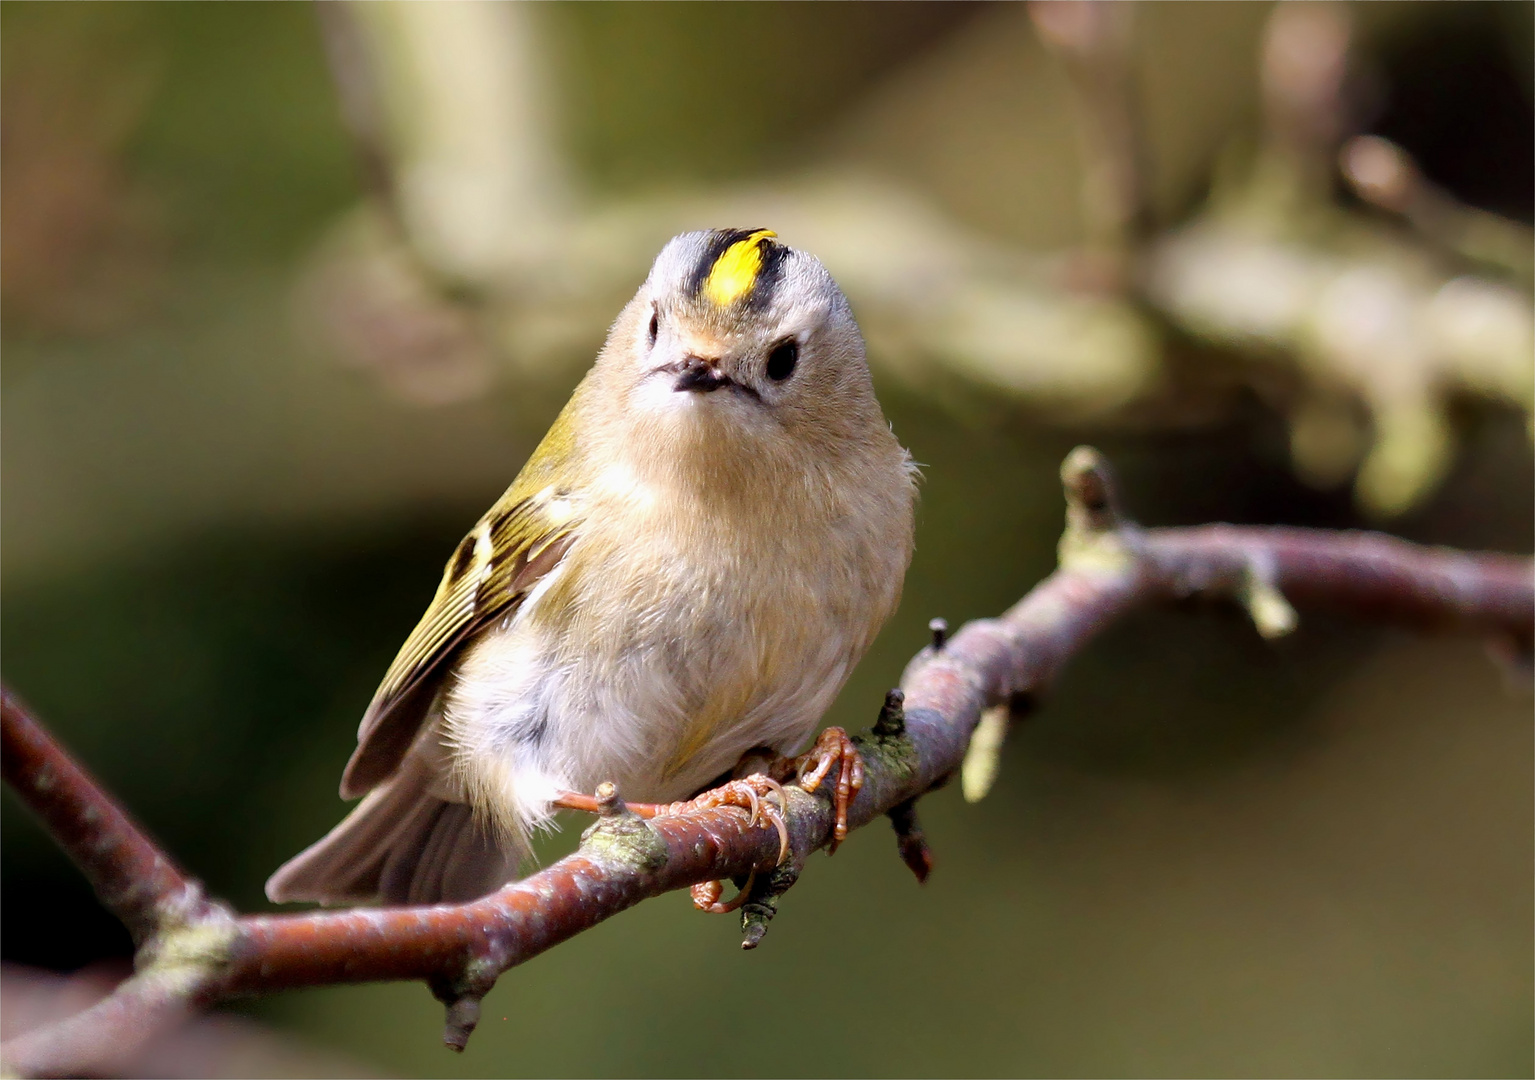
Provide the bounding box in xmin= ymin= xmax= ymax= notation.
xmin=3 ymin=447 xmax=1530 ymax=1077
xmin=0 ymin=690 xmax=222 ymax=944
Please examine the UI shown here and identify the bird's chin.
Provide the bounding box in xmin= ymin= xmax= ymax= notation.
xmin=635 ymin=369 xmax=757 ymax=417
xmin=627 ymin=374 xmax=773 ymax=452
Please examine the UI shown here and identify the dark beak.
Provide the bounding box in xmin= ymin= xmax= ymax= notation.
xmin=672 ymin=357 xmax=732 ymax=393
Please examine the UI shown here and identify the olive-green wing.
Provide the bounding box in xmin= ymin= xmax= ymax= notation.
xmin=339 ymin=489 xmax=579 ymax=798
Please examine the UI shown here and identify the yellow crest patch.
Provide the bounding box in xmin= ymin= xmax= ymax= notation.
xmin=702 ymin=229 xmax=777 ymax=307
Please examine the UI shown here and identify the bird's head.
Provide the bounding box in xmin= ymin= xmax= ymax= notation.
xmin=596 ymin=229 xmax=885 ymax=467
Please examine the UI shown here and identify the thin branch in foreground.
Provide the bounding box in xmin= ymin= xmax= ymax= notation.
xmin=2 ymin=448 xmax=1530 ymax=1077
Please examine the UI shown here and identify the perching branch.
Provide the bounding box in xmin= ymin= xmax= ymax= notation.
xmin=3 ymin=448 xmax=1530 ymax=1076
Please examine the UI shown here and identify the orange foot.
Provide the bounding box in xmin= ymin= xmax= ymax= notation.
xmin=787 ymin=726 xmax=865 ymax=853
xmin=554 ymin=775 xmax=789 ymax=915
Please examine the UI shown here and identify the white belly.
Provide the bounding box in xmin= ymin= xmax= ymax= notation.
xmin=441 ymin=547 xmax=867 ymax=840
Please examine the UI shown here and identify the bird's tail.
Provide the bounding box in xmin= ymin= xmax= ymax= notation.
xmin=266 ymin=749 xmax=523 ymax=907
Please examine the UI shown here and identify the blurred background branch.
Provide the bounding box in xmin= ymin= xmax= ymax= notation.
xmin=293 ymin=0 xmax=1531 ymax=517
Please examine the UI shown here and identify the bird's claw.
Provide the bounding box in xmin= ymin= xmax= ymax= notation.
xmin=664 ymin=775 xmax=789 ymax=914
xmin=791 ymin=726 xmax=864 ymax=852
xmin=666 ymin=774 xmax=790 ymax=866
xmin=689 ymin=871 xmax=756 ymax=914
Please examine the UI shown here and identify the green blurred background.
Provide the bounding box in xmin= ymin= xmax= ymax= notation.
xmin=2 ymin=3 xmax=1531 ymax=1076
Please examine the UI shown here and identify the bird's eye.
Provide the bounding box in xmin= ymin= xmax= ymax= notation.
xmin=766 ymin=339 xmax=798 ymax=382
xmin=647 ymin=310 xmax=659 ymax=348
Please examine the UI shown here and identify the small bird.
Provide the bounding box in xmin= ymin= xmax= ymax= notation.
xmin=267 ymin=228 xmax=917 ymax=907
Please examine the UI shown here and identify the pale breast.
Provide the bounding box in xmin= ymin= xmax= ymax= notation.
xmin=542 ymin=503 xmax=876 ymax=799
xmin=445 ymin=453 xmax=911 ymax=832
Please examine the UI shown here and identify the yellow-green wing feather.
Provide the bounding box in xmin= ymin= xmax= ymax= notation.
xmin=339 ymin=401 xmax=584 ymax=798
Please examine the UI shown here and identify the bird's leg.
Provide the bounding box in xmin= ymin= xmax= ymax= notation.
xmin=553 ymin=777 xmax=786 ymax=851
xmin=783 ymin=726 xmax=864 ymax=852
xmin=554 ymin=726 xmax=865 ymax=858
xmin=551 ymin=791 xmax=606 ymax=814
xmin=550 ymin=791 xmax=690 ymax=819
xmin=554 ymin=775 xmax=790 ymax=914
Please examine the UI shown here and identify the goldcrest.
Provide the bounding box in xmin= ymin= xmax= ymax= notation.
xmin=268 ymin=229 xmax=917 ymax=906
